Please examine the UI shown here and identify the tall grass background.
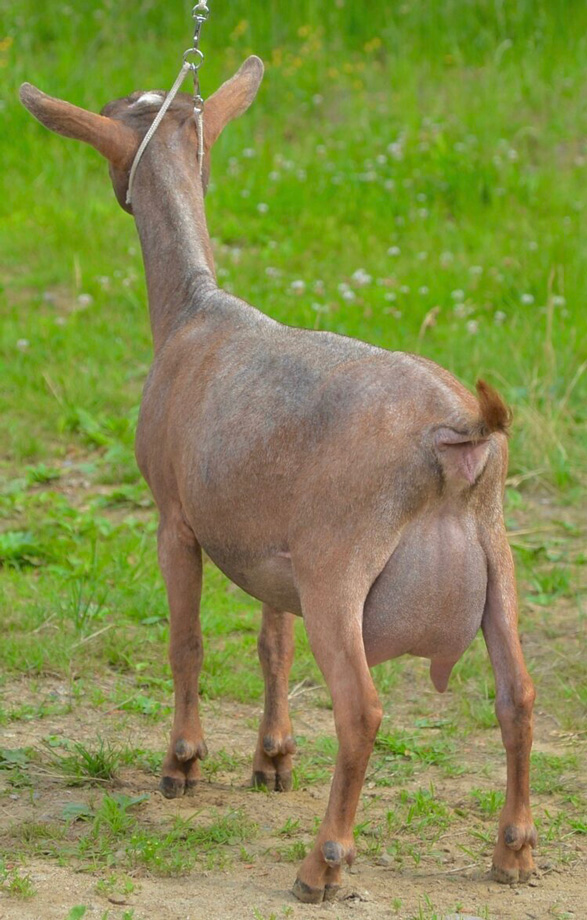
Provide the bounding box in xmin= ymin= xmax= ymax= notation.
xmin=1 ymin=0 xmax=586 ymax=487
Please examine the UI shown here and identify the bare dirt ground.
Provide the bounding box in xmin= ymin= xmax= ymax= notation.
xmin=1 ymin=683 xmax=585 ymax=920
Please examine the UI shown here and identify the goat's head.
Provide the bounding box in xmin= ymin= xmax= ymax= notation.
xmin=19 ymin=55 xmax=264 ymax=212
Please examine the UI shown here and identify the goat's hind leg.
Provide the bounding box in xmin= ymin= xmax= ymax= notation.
xmin=482 ymin=530 xmax=537 ymax=882
xmin=252 ymin=605 xmax=296 ymax=791
xmin=158 ymin=512 xmax=207 ymax=798
xmin=292 ymin=579 xmax=382 ymax=903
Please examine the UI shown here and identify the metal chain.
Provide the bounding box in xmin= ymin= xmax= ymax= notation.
xmin=183 ymin=1 xmax=211 ymax=170
xmin=125 ymin=2 xmax=211 ymax=204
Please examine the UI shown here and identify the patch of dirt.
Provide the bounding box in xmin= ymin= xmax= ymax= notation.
xmin=1 ymin=689 xmax=585 ymax=920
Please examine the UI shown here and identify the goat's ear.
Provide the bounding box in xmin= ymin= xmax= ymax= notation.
xmin=19 ymin=83 xmax=136 ymax=169
xmin=204 ymin=55 xmax=264 ymax=147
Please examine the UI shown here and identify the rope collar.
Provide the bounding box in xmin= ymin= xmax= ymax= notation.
xmin=126 ymin=62 xmax=203 ymax=206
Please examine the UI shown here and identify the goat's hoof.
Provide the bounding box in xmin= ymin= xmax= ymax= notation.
xmin=491 ymin=863 xmax=533 ymax=884
xmin=159 ymin=775 xmax=185 ymax=799
xmin=324 ymin=884 xmax=340 ymax=902
xmin=292 ymin=878 xmax=325 ymax=904
xmin=275 ymin=771 xmax=293 ymax=792
xmin=252 ymin=770 xmax=292 ymax=792
xmin=252 ymin=770 xmax=271 ymax=790
xmin=184 ymin=779 xmax=199 ymax=796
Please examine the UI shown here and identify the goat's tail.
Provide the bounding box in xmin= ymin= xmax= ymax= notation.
xmin=433 ymin=380 xmax=511 ymax=486
xmin=475 ymin=379 xmax=512 ymax=436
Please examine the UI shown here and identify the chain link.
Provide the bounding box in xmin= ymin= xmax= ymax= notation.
xmin=184 ymin=1 xmax=210 ymax=115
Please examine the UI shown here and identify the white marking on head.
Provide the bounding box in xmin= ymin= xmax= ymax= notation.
xmin=134 ymin=92 xmax=164 ymax=108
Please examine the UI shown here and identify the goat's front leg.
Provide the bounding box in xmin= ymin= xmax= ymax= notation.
xmin=252 ymin=605 xmax=296 ymax=791
xmin=292 ymin=584 xmax=382 ymax=903
xmin=483 ymin=531 xmax=536 ymax=883
xmin=157 ymin=514 xmax=207 ymax=798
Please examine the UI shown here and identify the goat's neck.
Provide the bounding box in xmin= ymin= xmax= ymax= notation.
xmin=131 ymin=142 xmax=217 ymax=352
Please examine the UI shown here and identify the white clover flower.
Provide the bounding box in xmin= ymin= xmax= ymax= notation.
xmin=418 ymin=208 xmax=429 ymax=219
xmin=268 ymin=171 xmax=280 ymax=181
xmin=521 ymin=293 xmax=534 ymax=305
xmin=400 ymin=285 xmax=410 ymax=294
xmin=451 ymin=289 xmax=465 ymax=301
xmin=313 ymin=280 xmax=325 ymax=294
xmin=417 ymin=251 xmax=428 ymax=261
xmin=440 ymin=251 xmax=454 ymax=266
xmin=242 ymin=147 xmax=256 ymax=158
xmin=257 ymin=202 xmax=269 ymax=214
xmin=376 ymin=154 xmax=387 ymax=165
xmin=16 ymin=338 xmax=30 ymax=350
xmin=469 ymin=265 xmax=483 ymax=275
xmin=494 ymin=311 xmax=507 ymax=324
xmin=416 ymin=192 xmax=427 ymax=203
xmin=419 ymin=286 xmax=429 ymax=295
xmin=387 ymin=245 xmax=401 ymax=257
xmin=241 ymin=189 xmax=250 ymax=198
xmin=387 ymin=141 xmax=404 ymax=160
xmin=466 ymin=320 xmax=479 ymax=334
xmin=77 ymin=293 xmax=94 ymax=307
xmin=351 ymin=269 xmax=372 ymax=287
xmin=342 ymin=289 xmax=356 ymax=302
xmin=552 ymin=295 xmax=566 ymax=307
xmin=384 ymin=292 xmax=397 ymax=302
xmin=265 ymin=267 xmax=280 ymax=278
xmin=290 ymin=279 xmax=305 ymax=293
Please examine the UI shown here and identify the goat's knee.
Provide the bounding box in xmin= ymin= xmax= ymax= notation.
xmin=337 ymin=696 xmax=382 ymax=751
xmin=169 ymin=633 xmax=203 ymax=672
xmin=495 ymin=677 xmax=535 ymax=748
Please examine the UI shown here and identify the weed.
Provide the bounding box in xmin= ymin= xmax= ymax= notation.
xmin=278 ymin=816 xmax=301 ymax=836
xmin=531 ymin=752 xmax=579 ymax=796
xmin=43 ymin=738 xmax=121 ymax=785
xmin=470 ymin=787 xmax=505 ymax=816
xmin=276 ymin=841 xmax=308 ymax=862
xmin=66 ymin=909 xmax=88 ymax=920
xmin=0 ymin=859 xmax=36 ymax=898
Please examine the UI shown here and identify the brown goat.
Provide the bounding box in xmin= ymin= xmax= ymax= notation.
xmin=20 ymin=56 xmax=536 ymax=903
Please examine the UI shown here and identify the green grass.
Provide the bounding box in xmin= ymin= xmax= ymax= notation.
xmin=0 ymin=1 xmax=586 ymax=913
